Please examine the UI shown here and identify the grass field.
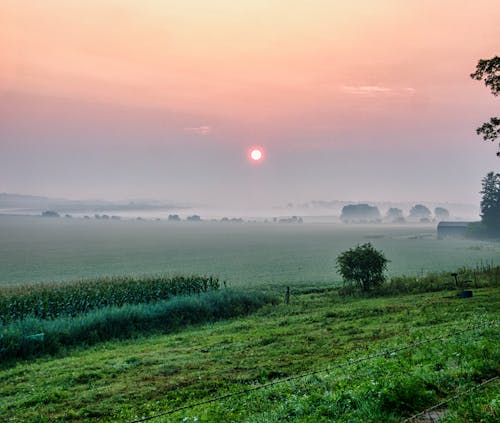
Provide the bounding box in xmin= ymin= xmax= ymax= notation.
xmin=1 ymin=215 xmax=498 ymax=421
xmin=1 ymin=286 xmax=498 ymax=422
xmin=1 ymin=215 xmax=499 ymax=287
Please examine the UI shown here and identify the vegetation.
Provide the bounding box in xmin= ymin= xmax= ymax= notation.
xmin=385 ymin=207 xmax=404 ymax=222
xmin=340 ymin=204 xmax=381 ymax=223
xmin=480 ymin=172 xmax=500 ymax=236
xmin=434 ymin=206 xmax=450 ymax=220
xmin=470 ymin=56 xmax=499 ymax=156
xmin=336 ymin=243 xmax=388 ymax=292
xmin=41 ymin=210 xmax=60 ymax=217
xmin=409 ymin=204 xmax=432 ymax=220
xmin=0 ymin=279 xmax=498 ymax=422
xmin=2 ymin=219 xmax=500 ymax=287
xmin=0 ymin=274 xmax=221 ymax=323
xmin=0 ymin=289 xmax=276 ymax=362
xmin=375 ymin=264 xmax=499 ymax=296
xmin=191 ymin=324 xmax=499 ymax=423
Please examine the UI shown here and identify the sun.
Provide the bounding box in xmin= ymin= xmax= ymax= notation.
xmin=249 ymin=147 xmax=264 ymax=163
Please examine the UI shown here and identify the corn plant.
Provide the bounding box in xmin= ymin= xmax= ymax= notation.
xmin=0 ymin=274 xmax=221 ymax=323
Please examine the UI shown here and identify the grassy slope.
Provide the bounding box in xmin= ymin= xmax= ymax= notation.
xmin=1 ymin=288 xmax=499 ymax=422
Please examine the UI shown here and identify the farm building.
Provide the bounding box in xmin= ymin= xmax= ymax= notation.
xmin=437 ymin=221 xmax=470 ymax=239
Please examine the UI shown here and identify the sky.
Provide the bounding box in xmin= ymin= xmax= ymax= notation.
xmin=1 ymin=0 xmax=499 ymax=209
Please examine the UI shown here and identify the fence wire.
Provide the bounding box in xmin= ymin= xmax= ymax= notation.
xmin=402 ymin=376 xmax=499 ymax=422
xmin=127 ymin=321 xmax=496 ymax=423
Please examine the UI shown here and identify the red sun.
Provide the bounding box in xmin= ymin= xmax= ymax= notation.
xmin=248 ymin=147 xmax=264 ymax=163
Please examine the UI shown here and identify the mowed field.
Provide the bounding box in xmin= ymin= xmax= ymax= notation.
xmin=1 ymin=215 xmax=499 ymax=287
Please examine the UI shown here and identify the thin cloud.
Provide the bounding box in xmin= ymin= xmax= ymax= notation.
xmin=184 ymin=125 xmax=212 ymax=135
xmin=341 ymin=85 xmax=416 ymax=96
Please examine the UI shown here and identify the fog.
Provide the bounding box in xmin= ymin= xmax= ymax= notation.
xmin=0 ymin=90 xmax=497 ymax=212
xmin=1 ymin=1 xmax=499 ymax=211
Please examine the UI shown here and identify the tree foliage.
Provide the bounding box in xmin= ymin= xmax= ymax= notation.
xmin=471 ymin=57 xmax=500 ymax=96
xmin=336 ymin=243 xmax=389 ymax=292
xmin=340 ymin=204 xmax=381 ymax=223
xmin=386 ymin=207 xmax=403 ymax=220
xmin=409 ymin=204 xmax=431 ymax=220
xmin=434 ymin=207 xmax=450 ymax=220
xmin=480 ymin=172 xmax=500 ymax=236
xmin=470 ymin=56 xmax=500 ymax=156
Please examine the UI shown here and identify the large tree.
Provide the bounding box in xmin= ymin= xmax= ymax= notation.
xmin=480 ymin=172 xmax=500 ymax=236
xmin=470 ymin=56 xmax=500 ymax=156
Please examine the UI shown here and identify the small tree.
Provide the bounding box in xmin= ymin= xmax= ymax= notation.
xmin=336 ymin=243 xmax=389 ymax=292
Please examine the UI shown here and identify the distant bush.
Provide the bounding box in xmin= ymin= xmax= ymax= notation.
xmin=385 ymin=207 xmax=404 ymax=222
xmin=41 ymin=210 xmax=60 ymax=217
xmin=0 ymin=289 xmax=277 ymax=362
xmin=340 ymin=204 xmax=381 ymax=223
xmin=0 ymin=275 xmax=221 ymax=323
xmin=409 ymin=204 xmax=431 ymax=221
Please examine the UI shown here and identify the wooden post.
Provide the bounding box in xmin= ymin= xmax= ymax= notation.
xmin=285 ymin=287 xmax=290 ymax=305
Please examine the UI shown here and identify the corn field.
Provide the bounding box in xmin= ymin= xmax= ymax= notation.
xmin=0 ymin=274 xmax=221 ymax=323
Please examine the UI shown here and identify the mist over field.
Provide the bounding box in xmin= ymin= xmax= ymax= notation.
xmin=1 ymin=214 xmax=499 ymax=288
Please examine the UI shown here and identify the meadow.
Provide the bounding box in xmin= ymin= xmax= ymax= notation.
xmin=1 ymin=215 xmax=499 ymax=422
xmin=1 ymin=215 xmax=499 ymax=287
xmin=1 ymin=285 xmax=498 ymax=422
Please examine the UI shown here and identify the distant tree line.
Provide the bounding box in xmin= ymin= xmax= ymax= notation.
xmin=340 ymin=204 xmax=450 ymax=223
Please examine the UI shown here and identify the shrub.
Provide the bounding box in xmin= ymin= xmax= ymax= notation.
xmin=336 ymin=243 xmax=389 ymax=292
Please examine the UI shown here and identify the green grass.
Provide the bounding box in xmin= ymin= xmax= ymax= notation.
xmin=1 ymin=286 xmax=498 ymax=422
xmin=1 ymin=216 xmax=499 ymax=287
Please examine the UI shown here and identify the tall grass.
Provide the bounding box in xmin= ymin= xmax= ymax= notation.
xmin=0 ymin=274 xmax=221 ymax=323
xmin=339 ymin=265 xmax=500 ymax=297
xmin=0 ymin=289 xmax=277 ymax=362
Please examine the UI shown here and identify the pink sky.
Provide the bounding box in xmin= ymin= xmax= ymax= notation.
xmin=0 ymin=1 xmax=499 ymax=207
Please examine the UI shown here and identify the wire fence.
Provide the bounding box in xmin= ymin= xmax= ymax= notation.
xmin=127 ymin=321 xmax=496 ymax=423
xmin=402 ymin=376 xmax=499 ymax=422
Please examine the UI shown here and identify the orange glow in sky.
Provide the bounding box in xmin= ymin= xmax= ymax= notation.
xmin=2 ymin=0 xmax=498 ymax=137
xmin=0 ymin=1 xmax=499 ymax=205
